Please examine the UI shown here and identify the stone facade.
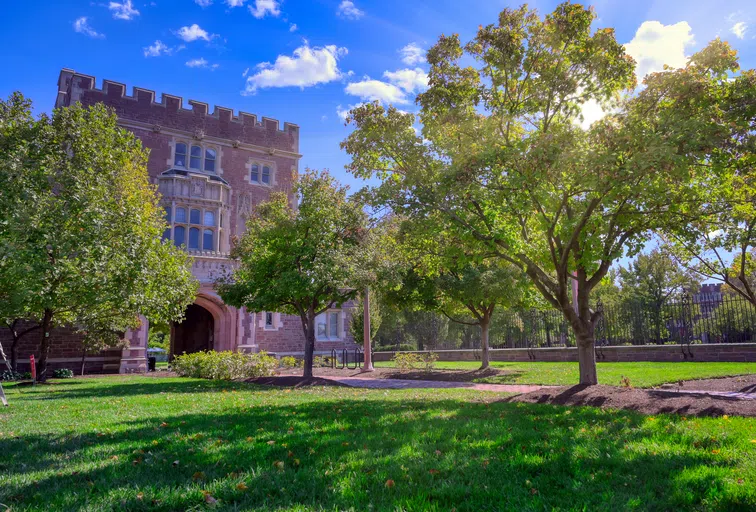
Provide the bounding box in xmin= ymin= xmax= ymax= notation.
xmin=2 ymin=69 xmax=358 ymax=375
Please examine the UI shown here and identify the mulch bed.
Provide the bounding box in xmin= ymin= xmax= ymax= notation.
xmin=660 ymin=374 xmax=756 ymax=393
xmin=247 ymin=376 xmax=348 ymax=388
xmin=508 ymin=384 xmax=756 ymax=417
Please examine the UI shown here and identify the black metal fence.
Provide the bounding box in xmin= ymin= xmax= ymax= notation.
xmin=374 ymin=293 xmax=756 ymax=351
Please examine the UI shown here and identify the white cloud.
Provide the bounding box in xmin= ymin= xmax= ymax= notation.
xmin=249 ymin=0 xmax=280 ymax=18
xmin=242 ymin=67 xmax=250 ymax=77
xmin=244 ymin=43 xmax=347 ymax=94
xmin=337 ymin=1 xmax=364 ymax=20
xmin=399 ymin=43 xmax=425 ymax=65
xmin=344 ymin=68 xmax=428 ymax=105
xmin=731 ymin=21 xmax=748 ymax=39
xmin=624 ymin=21 xmax=694 ymax=80
xmin=144 ymin=40 xmax=170 ymax=57
xmin=337 ymin=103 xmax=365 ymax=121
xmin=109 ymin=0 xmax=140 ymax=20
xmin=73 ymin=17 xmax=104 ymax=39
xmin=186 ymin=58 xmax=219 ymax=70
xmin=226 ymin=0 xmax=246 ymax=6
xmin=289 ymin=23 xmax=298 ymax=32
xmin=195 ymin=0 xmax=213 ymax=7
xmin=176 ymin=24 xmax=214 ymax=42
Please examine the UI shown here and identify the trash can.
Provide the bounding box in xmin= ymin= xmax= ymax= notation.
xmin=148 ymin=357 xmax=156 ymax=372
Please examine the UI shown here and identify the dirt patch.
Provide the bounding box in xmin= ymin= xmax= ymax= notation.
xmin=508 ymin=384 xmax=756 ymax=417
xmin=278 ymin=366 xmax=510 ymax=383
xmin=248 ymin=376 xmax=348 ymax=388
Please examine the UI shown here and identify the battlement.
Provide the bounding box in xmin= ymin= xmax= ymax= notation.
xmin=55 ymin=69 xmax=300 ymax=153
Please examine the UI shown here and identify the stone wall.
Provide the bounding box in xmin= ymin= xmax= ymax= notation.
xmin=372 ymin=343 xmax=756 ymax=363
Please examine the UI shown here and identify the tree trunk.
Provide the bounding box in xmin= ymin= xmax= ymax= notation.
xmin=362 ymin=287 xmax=374 ymax=372
xmin=577 ymin=335 xmax=598 ymax=385
xmin=80 ymin=350 xmax=87 ymax=376
xmin=10 ymin=337 xmax=19 ymax=372
xmin=480 ymin=317 xmax=491 ymax=370
xmin=36 ymin=309 xmax=53 ymax=382
xmin=302 ymin=308 xmax=316 ymax=379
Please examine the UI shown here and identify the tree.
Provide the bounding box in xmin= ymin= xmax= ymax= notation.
xmin=664 ymin=68 xmax=756 ymax=304
xmin=342 ymin=4 xmax=739 ymax=384
xmin=0 ymin=93 xmax=198 ymax=380
xmin=217 ymin=170 xmax=368 ymax=378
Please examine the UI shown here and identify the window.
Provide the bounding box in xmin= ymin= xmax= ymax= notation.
xmin=162 ymin=228 xmax=170 ymax=241
xmin=190 ymin=145 xmax=202 ymax=170
xmin=262 ymin=166 xmax=271 ymax=185
xmin=188 ymin=227 xmax=200 ymax=250
xmin=173 ymin=226 xmax=185 ymax=247
xmin=317 ymin=311 xmax=341 ymax=340
xmin=174 ymin=143 xmax=187 ymax=167
xmin=175 ymin=207 xmax=186 ymax=223
xmin=164 ymin=206 xmax=171 ymax=222
xmin=265 ymin=312 xmax=274 ymax=328
xmin=204 ymin=211 xmax=215 ymax=227
xmin=204 ymin=148 xmax=216 ymax=172
xmin=250 ymin=164 xmax=259 ymax=183
xmin=203 ymin=229 xmax=214 ymax=250
xmin=190 ymin=208 xmax=201 ymax=225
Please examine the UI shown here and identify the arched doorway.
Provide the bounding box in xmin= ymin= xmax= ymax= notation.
xmin=172 ymin=304 xmax=214 ymax=358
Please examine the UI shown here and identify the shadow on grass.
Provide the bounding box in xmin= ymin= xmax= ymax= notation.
xmin=1 ymin=386 xmax=749 ymax=511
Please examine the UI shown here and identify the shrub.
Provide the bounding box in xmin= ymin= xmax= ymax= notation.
xmin=375 ymin=343 xmax=417 ymax=353
xmin=1 ymin=370 xmax=23 ymax=381
xmin=313 ymin=356 xmax=334 ymax=368
xmin=393 ymin=352 xmax=439 ymax=372
xmin=53 ymin=368 xmax=74 ymax=379
xmin=280 ymin=356 xmax=302 ymax=369
xmin=172 ymin=351 xmax=278 ymax=380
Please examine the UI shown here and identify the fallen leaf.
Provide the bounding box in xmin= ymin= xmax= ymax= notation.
xmin=267 ymin=440 xmax=276 ymax=445
xmin=236 ymin=482 xmax=248 ymax=491
xmin=192 ymin=472 xmax=205 ymax=481
xmin=274 ymin=461 xmax=285 ymax=470
xmin=385 ymin=479 xmax=395 ymax=488
xmin=172 ymin=460 xmax=180 ymax=467
xmin=160 ymin=422 xmax=169 ymax=428
xmin=136 ymin=493 xmax=144 ymax=500
xmin=429 ymin=469 xmax=440 ymax=475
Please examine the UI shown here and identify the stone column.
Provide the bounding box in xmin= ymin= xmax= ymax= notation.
xmin=362 ymin=288 xmax=374 ymax=372
xmin=119 ymin=315 xmax=149 ymax=374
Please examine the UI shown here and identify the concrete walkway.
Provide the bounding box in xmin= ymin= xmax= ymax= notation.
xmin=658 ymin=389 xmax=756 ymax=401
xmin=324 ymin=376 xmax=545 ymax=393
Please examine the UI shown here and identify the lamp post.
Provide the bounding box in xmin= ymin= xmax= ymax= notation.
xmin=362 ymin=287 xmax=374 ymax=372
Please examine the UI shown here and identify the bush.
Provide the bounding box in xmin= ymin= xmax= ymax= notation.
xmin=392 ymin=352 xmax=439 ymax=372
xmin=313 ymin=356 xmax=334 ymax=368
xmin=1 ymin=370 xmax=24 ymax=381
xmin=172 ymin=351 xmax=278 ymax=380
xmin=375 ymin=343 xmax=417 ymax=352
xmin=53 ymin=368 xmax=74 ymax=379
xmin=280 ymin=356 xmax=303 ymax=369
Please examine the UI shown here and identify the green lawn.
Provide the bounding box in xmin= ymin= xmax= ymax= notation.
xmin=2 ymin=377 xmax=756 ymax=510
xmin=374 ymin=361 xmax=756 ymax=387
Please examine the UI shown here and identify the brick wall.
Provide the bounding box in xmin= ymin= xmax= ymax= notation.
xmin=1 ymin=322 xmax=122 ymax=374
xmin=372 ymin=343 xmax=756 ymax=363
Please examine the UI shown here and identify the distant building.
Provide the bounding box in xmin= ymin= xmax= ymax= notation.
xmin=693 ymin=283 xmax=723 ymax=317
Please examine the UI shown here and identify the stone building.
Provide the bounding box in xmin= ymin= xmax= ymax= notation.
xmin=1 ymin=69 xmax=358 ymax=374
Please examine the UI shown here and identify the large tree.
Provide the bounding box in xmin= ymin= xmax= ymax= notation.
xmin=0 ymin=93 xmax=198 ymax=380
xmin=342 ymin=4 xmax=738 ymax=384
xmin=217 ymin=170 xmax=368 ymax=378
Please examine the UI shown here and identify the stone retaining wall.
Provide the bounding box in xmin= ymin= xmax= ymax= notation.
xmin=372 ymin=343 xmax=756 ymax=363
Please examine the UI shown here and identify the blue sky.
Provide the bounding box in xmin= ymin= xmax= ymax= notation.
xmin=1 ymin=0 xmax=755 ymax=192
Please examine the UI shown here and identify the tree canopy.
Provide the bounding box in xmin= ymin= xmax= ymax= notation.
xmin=218 ymin=169 xmax=369 ymax=377
xmin=342 ymin=3 xmax=743 ymax=384
xmin=0 ymin=93 xmax=198 ymax=379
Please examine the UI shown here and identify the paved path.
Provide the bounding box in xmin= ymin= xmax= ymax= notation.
xmin=658 ymin=389 xmax=756 ymax=401
xmin=324 ymin=376 xmax=545 ymax=394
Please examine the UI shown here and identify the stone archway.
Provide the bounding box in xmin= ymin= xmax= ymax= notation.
xmin=172 ymin=304 xmax=215 ymax=357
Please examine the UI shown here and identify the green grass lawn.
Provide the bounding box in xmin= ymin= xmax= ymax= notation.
xmin=2 ymin=377 xmax=756 ymax=511
xmin=374 ymin=361 xmax=756 ymax=387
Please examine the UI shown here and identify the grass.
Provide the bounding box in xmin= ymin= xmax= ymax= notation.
xmin=2 ymin=377 xmax=756 ymax=511
xmin=374 ymin=361 xmax=756 ymax=388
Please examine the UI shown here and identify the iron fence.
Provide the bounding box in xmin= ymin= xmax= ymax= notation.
xmin=373 ymin=293 xmax=756 ymax=352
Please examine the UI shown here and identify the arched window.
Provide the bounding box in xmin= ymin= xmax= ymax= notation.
xmin=203 ymin=211 xmax=215 ymax=226
xmin=188 ymin=227 xmax=200 ymax=250
xmin=204 ymin=148 xmax=216 ymax=173
xmin=190 ymin=145 xmax=202 ymax=170
xmin=164 ymin=206 xmax=171 ymax=222
xmin=173 ymin=226 xmax=185 ymax=247
xmin=262 ymin=166 xmax=271 ymax=185
xmin=190 ymin=209 xmax=201 ymax=225
xmin=250 ymin=164 xmax=259 ymax=183
xmin=203 ymin=229 xmax=214 ymax=250
xmin=162 ymin=228 xmax=171 ymax=241
xmin=175 ymin=207 xmax=186 ymax=223
xmin=174 ymin=143 xmax=187 ymax=167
